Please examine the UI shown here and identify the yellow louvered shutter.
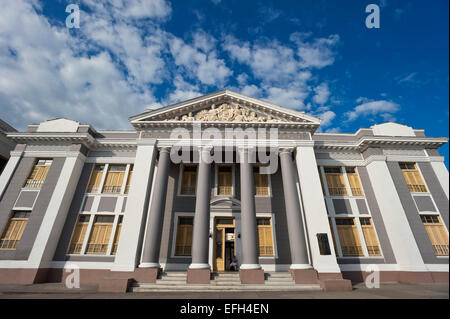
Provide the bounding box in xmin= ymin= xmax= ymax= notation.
xmin=87 ymin=165 xmax=104 ymax=193
xmin=421 ymin=215 xmax=449 ymax=256
xmin=325 ymin=167 xmax=347 ymax=196
xmin=175 ymin=217 xmax=193 ymax=256
xmin=346 ymin=167 xmax=364 ymax=196
xmin=336 ymin=218 xmax=363 ymax=256
xmin=0 ymin=212 xmax=30 ymax=250
xmin=400 ymin=163 xmax=427 ymax=193
xmin=24 ymin=160 xmax=52 ymax=189
xmin=360 ymin=218 xmax=381 ymax=256
xmin=218 ymin=167 xmax=232 ymax=195
xmin=254 ymin=169 xmax=269 ymax=196
xmin=181 ymin=166 xmax=196 ymax=195
xmin=68 ymin=216 xmax=90 ymax=254
xmin=103 ymin=165 xmax=126 ymax=194
xmin=86 ymin=216 xmax=113 ymax=255
xmin=257 ymin=218 xmax=274 ymax=256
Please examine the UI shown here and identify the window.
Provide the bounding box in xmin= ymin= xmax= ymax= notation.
xmin=335 ymin=218 xmax=364 ymax=256
xmin=68 ymin=215 xmax=90 ymax=254
xmin=85 ymin=216 xmax=114 ymax=255
xmin=346 ymin=167 xmax=364 ymax=196
xmin=0 ymin=211 xmax=30 ymax=250
xmin=180 ymin=165 xmax=197 ymax=195
xmin=360 ymin=218 xmax=381 ymax=256
xmin=24 ymin=159 xmax=52 ymax=189
xmin=102 ymin=165 xmax=126 ymax=194
xmin=217 ymin=166 xmax=233 ymax=196
xmin=124 ymin=165 xmax=134 ymax=194
xmin=111 ymin=216 xmax=123 ymax=255
xmin=399 ymin=163 xmax=428 ymax=193
xmin=324 ymin=167 xmax=347 ymax=196
xmin=421 ymin=215 xmax=449 ymax=256
xmin=175 ymin=217 xmax=193 ymax=256
xmin=257 ymin=218 xmax=274 ymax=256
xmin=253 ymin=167 xmax=270 ymax=196
xmin=87 ymin=165 xmax=104 ymax=193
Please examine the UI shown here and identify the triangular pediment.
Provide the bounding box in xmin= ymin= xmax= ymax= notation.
xmin=129 ymin=90 xmax=321 ymax=126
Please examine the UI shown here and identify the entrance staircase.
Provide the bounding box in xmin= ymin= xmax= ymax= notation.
xmin=130 ymin=271 xmax=322 ymax=292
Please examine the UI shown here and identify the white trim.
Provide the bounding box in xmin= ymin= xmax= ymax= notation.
xmin=189 ymin=263 xmax=211 ymax=269
xmin=139 ymin=262 xmax=160 ymax=268
xmin=12 ymin=190 xmax=39 ymax=211
xmin=85 ymin=157 xmax=136 ymax=164
xmin=239 ymin=264 xmax=262 ymax=270
xmin=290 ymin=264 xmax=313 ymax=270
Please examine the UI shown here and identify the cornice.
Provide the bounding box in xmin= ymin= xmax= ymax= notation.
xmin=314 ymin=136 xmax=448 ymax=151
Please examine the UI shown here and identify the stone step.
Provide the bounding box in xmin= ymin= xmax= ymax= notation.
xmin=160 ymin=272 xmax=187 ymax=277
xmin=131 ymin=283 xmax=321 ymax=292
xmin=159 ymin=277 xmax=188 ymax=281
xmin=265 ymin=273 xmax=293 ymax=277
xmin=265 ymin=277 xmax=295 ymax=282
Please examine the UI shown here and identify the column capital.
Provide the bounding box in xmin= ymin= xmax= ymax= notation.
xmin=157 ymin=146 xmax=171 ymax=153
xmin=279 ymin=147 xmax=295 ymax=155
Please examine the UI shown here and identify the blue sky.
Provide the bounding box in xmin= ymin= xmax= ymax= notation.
xmin=0 ymin=0 xmax=448 ymax=166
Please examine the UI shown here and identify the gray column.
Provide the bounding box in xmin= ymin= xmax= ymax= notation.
xmin=239 ymin=148 xmax=261 ymax=269
xmin=189 ymin=147 xmax=213 ymax=269
xmin=141 ymin=147 xmax=171 ymax=268
xmin=279 ymin=149 xmax=311 ymax=269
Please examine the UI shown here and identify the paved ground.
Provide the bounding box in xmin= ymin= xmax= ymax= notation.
xmin=0 ymin=282 xmax=448 ymax=299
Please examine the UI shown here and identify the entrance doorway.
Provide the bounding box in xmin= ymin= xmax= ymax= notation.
xmin=213 ymin=217 xmax=236 ymax=272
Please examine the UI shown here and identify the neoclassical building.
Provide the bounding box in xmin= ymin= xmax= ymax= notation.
xmin=0 ymin=90 xmax=448 ymax=291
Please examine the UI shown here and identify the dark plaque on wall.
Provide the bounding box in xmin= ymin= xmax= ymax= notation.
xmin=317 ymin=233 xmax=331 ymax=255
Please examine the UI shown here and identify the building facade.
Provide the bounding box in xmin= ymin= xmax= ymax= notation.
xmin=0 ymin=90 xmax=448 ymax=290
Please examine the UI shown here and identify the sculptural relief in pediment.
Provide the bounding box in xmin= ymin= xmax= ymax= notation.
xmin=166 ymin=103 xmax=284 ymax=123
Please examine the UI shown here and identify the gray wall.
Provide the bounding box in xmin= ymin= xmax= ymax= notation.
xmin=0 ymin=157 xmax=64 ymax=260
xmin=52 ymin=163 xmax=116 ymax=262
xmin=387 ymin=161 xmax=444 ymax=264
xmin=158 ymin=160 xmax=293 ymax=266
xmin=342 ymin=166 xmax=397 ymax=265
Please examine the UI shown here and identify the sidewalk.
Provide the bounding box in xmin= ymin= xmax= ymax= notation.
xmin=0 ymin=282 xmax=448 ymax=299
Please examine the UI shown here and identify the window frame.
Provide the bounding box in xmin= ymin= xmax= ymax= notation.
xmin=23 ymin=159 xmax=53 ymax=189
xmin=177 ymin=164 xmax=198 ymax=197
xmin=420 ymin=213 xmax=449 ymax=256
xmin=253 ymin=166 xmax=272 ymax=197
xmin=399 ymin=162 xmax=429 ymax=193
xmin=214 ymin=164 xmax=235 ymax=197
xmin=0 ymin=211 xmax=31 ymax=250
xmin=170 ymin=212 xmax=195 ymax=258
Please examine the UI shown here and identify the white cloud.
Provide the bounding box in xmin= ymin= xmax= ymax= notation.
xmin=169 ymin=34 xmax=232 ymax=86
xmin=317 ymin=110 xmax=335 ymax=127
xmin=313 ymin=83 xmax=330 ymax=105
xmin=345 ymin=99 xmax=400 ymax=122
xmin=290 ymin=32 xmax=340 ymax=69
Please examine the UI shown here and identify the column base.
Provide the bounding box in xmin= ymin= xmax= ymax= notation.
xmin=239 ymin=269 xmax=265 ymax=284
xmin=187 ymin=268 xmax=211 ymax=284
xmin=289 ymin=269 xmax=319 ymax=284
xmin=317 ymin=272 xmax=352 ymax=291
